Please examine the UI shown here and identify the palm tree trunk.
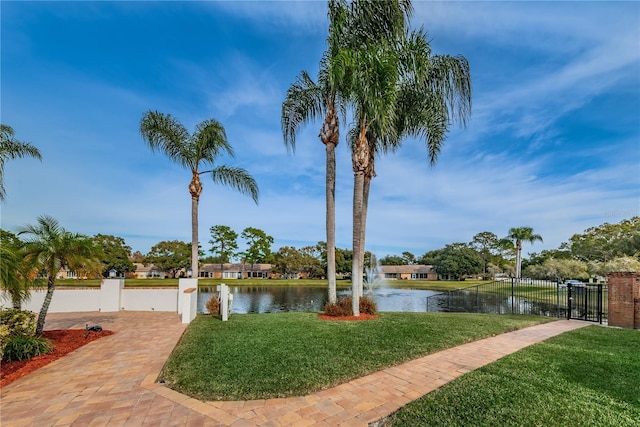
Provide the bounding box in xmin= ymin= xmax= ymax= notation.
xmin=326 ymin=142 xmax=337 ymax=304
xmin=191 ymin=195 xmax=199 ymax=277
xmin=36 ymin=276 xmax=55 ymax=335
xmin=515 ymin=240 xmax=522 ymax=280
xmin=352 ymin=170 xmax=365 ymax=316
xmin=189 ymin=172 xmax=203 ymax=278
xmin=359 ymin=149 xmax=375 ymax=298
xmin=360 ymin=173 xmax=372 ymax=298
xmin=351 ymin=128 xmax=369 ymax=316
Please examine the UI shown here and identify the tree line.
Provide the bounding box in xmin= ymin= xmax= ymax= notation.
xmin=377 ymin=217 xmax=640 ymax=281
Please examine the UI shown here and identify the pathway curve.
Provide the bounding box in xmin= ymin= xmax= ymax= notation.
xmin=0 ymin=312 xmax=590 ymax=426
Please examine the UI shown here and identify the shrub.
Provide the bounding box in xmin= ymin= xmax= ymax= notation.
xmin=324 ymin=296 xmax=378 ymax=317
xmin=0 ymin=308 xmax=37 ymax=337
xmin=359 ymin=296 xmax=378 ymax=315
xmin=0 ymin=308 xmax=37 ymax=359
xmin=2 ymin=335 xmax=52 ymax=362
xmin=205 ymin=295 xmax=220 ymax=316
xmin=324 ymin=299 xmax=351 ymax=317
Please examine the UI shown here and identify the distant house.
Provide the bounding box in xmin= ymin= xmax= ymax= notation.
xmin=55 ymin=267 xmax=93 ymax=280
xmin=199 ymin=263 xmax=278 ymax=279
xmin=379 ymin=265 xmax=437 ymax=281
xmin=128 ymin=263 xmax=166 ymax=279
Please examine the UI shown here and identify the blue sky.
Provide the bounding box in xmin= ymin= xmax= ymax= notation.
xmin=2 ymin=1 xmax=639 ymax=259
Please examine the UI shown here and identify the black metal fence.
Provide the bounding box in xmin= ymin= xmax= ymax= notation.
xmin=567 ymin=283 xmax=606 ymax=323
xmin=425 ymin=279 xmax=607 ymax=323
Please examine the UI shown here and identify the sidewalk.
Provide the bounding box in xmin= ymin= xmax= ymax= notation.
xmin=0 ymin=312 xmax=590 ymax=426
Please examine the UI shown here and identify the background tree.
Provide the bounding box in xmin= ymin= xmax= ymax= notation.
xmin=589 ymin=256 xmax=640 ymax=276
xmin=209 ymin=225 xmax=238 ymax=276
xmin=417 ymin=249 xmax=442 ymax=266
xmin=401 ymin=251 xmax=416 ymax=265
xmin=335 ymin=247 xmax=352 ymax=275
xmin=143 ymin=240 xmax=191 ymax=279
xmin=471 ymin=231 xmax=499 ymax=276
xmin=433 ymin=243 xmax=483 ymax=279
xmin=299 ymin=245 xmax=325 ymax=278
xmin=130 ymin=250 xmax=146 ymax=263
xmin=524 ymin=258 xmax=589 ymax=281
xmin=526 ymin=248 xmax=573 ymax=266
xmin=19 ymin=216 xmax=100 ymax=334
xmin=240 ymin=227 xmax=274 ymax=267
xmin=140 ymin=111 xmax=258 ymax=278
xmin=93 ymin=234 xmax=135 ymax=277
xmin=566 ymin=217 xmax=640 ymax=262
xmin=0 ymin=124 xmax=42 ymax=201
xmin=506 ymin=227 xmax=543 ymax=279
xmin=379 ymin=254 xmax=405 ymax=265
xmin=273 ymin=246 xmax=304 ymax=279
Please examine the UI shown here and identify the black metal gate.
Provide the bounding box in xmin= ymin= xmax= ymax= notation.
xmin=567 ymin=283 xmax=606 ymax=324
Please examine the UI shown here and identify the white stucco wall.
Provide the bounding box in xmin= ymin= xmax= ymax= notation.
xmin=121 ymin=288 xmax=178 ymax=311
xmin=2 ymin=283 xmax=181 ymax=315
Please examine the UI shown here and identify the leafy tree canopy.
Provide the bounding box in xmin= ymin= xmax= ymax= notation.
xmin=209 ymin=225 xmax=239 ymax=264
xmin=299 ymin=245 xmax=324 ymax=278
xmin=240 ymin=227 xmax=274 ymax=266
xmin=524 ymin=258 xmax=589 ymax=281
xmin=273 ymin=246 xmax=303 ymax=278
xmin=379 ymin=255 xmax=405 ymax=265
xmin=565 ymin=217 xmax=640 ymax=262
xmin=143 ymin=240 xmax=191 ymax=278
xmin=92 ymin=234 xmax=134 ymax=277
xmin=432 ymin=243 xmax=483 ymax=279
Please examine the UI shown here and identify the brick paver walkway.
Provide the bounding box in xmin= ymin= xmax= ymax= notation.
xmin=0 ymin=312 xmax=590 ymax=426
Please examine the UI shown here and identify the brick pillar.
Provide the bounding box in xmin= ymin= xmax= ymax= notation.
xmin=607 ymin=272 xmax=640 ymax=329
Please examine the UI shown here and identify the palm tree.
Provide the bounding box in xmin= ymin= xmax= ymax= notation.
xmin=0 ymin=230 xmax=34 ymax=309
xmin=140 ymin=111 xmax=259 ymax=278
xmin=339 ymin=2 xmax=471 ymax=314
xmin=19 ymin=216 xmax=100 ymax=335
xmin=0 ymin=124 xmax=42 ymax=201
xmin=323 ymin=0 xmax=411 ymax=316
xmin=507 ymin=226 xmax=543 ymax=279
xmin=282 ymin=0 xmax=348 ymax=304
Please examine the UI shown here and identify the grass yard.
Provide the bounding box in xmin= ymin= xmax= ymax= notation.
xmin=384 ymin=325 xmax=640 ymax=427
xmin=158 ymin=312 xmax=551 ymax=401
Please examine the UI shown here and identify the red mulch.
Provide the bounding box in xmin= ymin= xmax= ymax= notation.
xmin=318 ymin=313 xmax=380 ymax=321
xmin=1 ymin=329 xmax=113 ymax=387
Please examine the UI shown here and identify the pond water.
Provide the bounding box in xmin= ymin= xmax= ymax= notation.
xmin=197 ymin=285 xmax=441 ymax=314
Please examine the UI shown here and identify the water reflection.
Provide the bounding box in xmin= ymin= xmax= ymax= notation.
xmin=198 ymin=285 xmax=439 ymax=314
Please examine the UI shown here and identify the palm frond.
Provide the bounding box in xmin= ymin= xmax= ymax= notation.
xmin=429 ymin=54 xmax=473 ymax=127
xmin=281 ymin=71 xmax=325 ymax=152
xmin=193 ymin=118 xmax=233 ymax=164
xmin=140 ymin=110 xmax=192 ymax=169
xmin=209 ymin=165 xmax=259 ymax=204
xmin=0 ymin=124 xmax=43 ymax=201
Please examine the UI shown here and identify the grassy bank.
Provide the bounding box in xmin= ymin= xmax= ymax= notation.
xmin=159 ymin=312 xmax=551 ymax=401
xmin=384 ymin=325 xmax=640 ymax=426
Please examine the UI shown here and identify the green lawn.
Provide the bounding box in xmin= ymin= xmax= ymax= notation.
xmin=159 ymin=312 xmax=551 ymax=401
xmin=384 ymin=325 xmax=640 ymax=427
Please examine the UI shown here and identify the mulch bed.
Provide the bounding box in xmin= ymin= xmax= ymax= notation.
xmin=318 ymin=313 xmax=380 ymax=321
xmin=1 ymin=329 xmax=113 ymax=387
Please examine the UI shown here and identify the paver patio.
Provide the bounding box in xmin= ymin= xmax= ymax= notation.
xmin=0 ymin=311 xmax=589 ymax=426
